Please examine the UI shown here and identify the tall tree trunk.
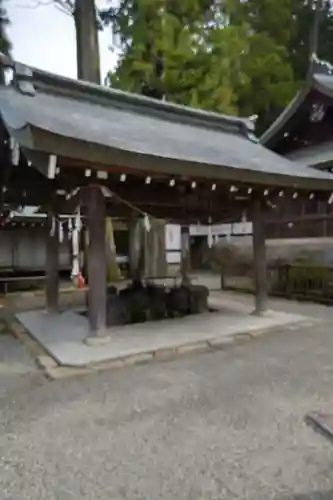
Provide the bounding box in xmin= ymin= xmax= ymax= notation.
xmin=74 ymin=0 xmax=121 ymax=283
xmin=74 ymin=0 xmax=101 ymax=83
xmin=307 ymin=0 xmax=323 ymax=77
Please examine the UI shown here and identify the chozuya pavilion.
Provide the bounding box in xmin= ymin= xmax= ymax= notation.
xmin=1 ymin=52 xmax=333 ymax=340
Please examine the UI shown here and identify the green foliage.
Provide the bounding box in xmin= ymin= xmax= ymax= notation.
xmin=226 ymin=0 xmax=298 ymax=132
xmin=289 ymin=0 xmax=333 ymax=81
xmin=102 ymin=0 xmax=333 ymax=133
xmin=227 ymin=0 xmax=333 ymax=131
xmin=235 ymin=31 xmax=297 ymax=134
xmin=0 ymin=2 xmax=11 ymax=85
xmin=0 ymin=2 xmax=11 ymax=56
xmin=106 ymin=0 xmax=249 ymax=114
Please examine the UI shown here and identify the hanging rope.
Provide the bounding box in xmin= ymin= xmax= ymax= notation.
xmin=71 ymin=206 xmax=85 ymax=288
xmin=51 ymin=185 xmax=214 ymax=235
xmin=48 ymin=187 xmax=214 ymax=286
xmin=49 ymin=209 xmax=85 ymax=288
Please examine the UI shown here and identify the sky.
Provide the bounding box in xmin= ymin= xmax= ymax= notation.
xmin=5 ymin=0 xmax=119 ymax=215
xmin=6 ymin=0 xmax=119 ymax=81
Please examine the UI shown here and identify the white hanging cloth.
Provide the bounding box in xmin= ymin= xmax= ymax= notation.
xmin=58 ymin=223 xmax=64 ymax=243
xmin=207 ymin=217 xmax=213 ymax=248
xmin=143 ymin=213 xmax=151 ymax=233
xmin=50 ymin=216 xmax=56 ymax=237
xmin=71 ymin=207 xmax=82 ymax=279
xmin=208 ymin=225 xmax=213 ymax=248
xmin=68 ymin=218 xmax=73 ymax=237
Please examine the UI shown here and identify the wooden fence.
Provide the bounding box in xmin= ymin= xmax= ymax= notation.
xmin=221 ymin=263 xmax=333 ymax=305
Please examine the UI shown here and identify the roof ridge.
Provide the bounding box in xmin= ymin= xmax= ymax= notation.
xmin=0 ymin=53 xmax=257 ymax=140
xmin=32 ymin=67 xmax=255 ymax=137
xmin=311 ymin=53 xmax=333 ymax=76
xmin=260 ymin=84 xmax=311 ymax=146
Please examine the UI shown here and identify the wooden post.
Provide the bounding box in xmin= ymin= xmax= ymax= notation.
xmin=220 ymin=265 xmax=225 ymax=290
xmin=87 ymin=185 xmax=107 ymax=335
xmin=180 ymin=225 xmax=191 ymax=285
xmin=252 ymin=196 xmax=267 ymax=315
xmin=46 ymin=207 xmax=59 ymax=314
xmin=128 ymin=214 xmax=141 ymax=281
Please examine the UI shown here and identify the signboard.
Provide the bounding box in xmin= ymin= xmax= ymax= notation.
xmin=189 ymin=222 xmax=253 ymax=237
xmin=212 ymin=224 xmax=231 ymax=236
xmin=232 ymin=222 xmax=252 ymax=235
xmin=189 ymin=225 xmax=209 ymax=236
xmin=166 ymin=251 xmax=181 ymax=264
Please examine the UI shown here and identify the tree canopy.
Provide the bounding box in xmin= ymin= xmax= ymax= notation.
xmin=0 ymin=1 xmax=11 ymax=85
xmin=102 ymin=0 xmax=333 ymax=134
xmin=104 ymin=0 xmax=249 ymax=114
xmin=0 ymin=1 xmax=11 ymax=56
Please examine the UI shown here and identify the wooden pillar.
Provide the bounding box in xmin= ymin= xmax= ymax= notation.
xmin=128 ymin=214 xmax=141 ymax=281
xmin=220 ymin=265 xmax=225 ymax=290
xmin=180 ymin=225 xmax=191 ymax=285
xmin=252 ymin=196 xmax=267 ymax=315
xmin=87 ymin=185 xmax=107 ymax=335
xmin=46 ymin=207 xmax=59 ymax=314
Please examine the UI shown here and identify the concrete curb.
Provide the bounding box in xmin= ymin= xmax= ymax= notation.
xmin=8 ymin=314 xmax=312 ymax=380
xmin=36 ymin=329 xmax=271 ymax=380
xmin=9 ymin=317 xmax=46 ymax=358
xmin=5 ymin=286 xmax=86 ymax=299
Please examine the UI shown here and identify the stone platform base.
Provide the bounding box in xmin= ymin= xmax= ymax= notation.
xmin=16 ymin=296 xmax=313 ymax=370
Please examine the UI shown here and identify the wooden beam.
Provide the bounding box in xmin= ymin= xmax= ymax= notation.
xmin=180 ymin=225 xmax=191 ymax=285
xmin=266 ymin=212 xmax=333 ymax=224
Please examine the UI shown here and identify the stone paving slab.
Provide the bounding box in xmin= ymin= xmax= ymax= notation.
xmin=16 ymin=301 xmax=311 ymax=368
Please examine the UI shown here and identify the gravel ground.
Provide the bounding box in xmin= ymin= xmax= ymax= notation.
xmin=2 ymin=298 xmax=333 ymax=499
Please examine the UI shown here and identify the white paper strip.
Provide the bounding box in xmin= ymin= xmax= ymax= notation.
xmin=143 ymin=214 xmax=151 ymax=232
xmin=47 ymin=155 xmax=57 ymax=179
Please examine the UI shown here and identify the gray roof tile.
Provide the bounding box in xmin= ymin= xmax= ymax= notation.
xmin=1 ymin=62 xmax=333 ymax=190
